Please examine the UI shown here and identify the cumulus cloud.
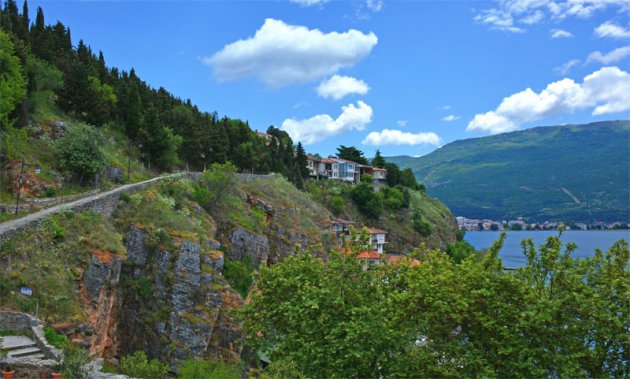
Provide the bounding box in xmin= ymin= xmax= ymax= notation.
xmin=316 ymin=75 xmax=369 ymax=100
xmin=467 ymin=66 xmax=630 ymax=134
xmin=594 ymin=21 xmax=630 ymax=38
xmin=551 ymin=28 xmax=574 ymax=38
xmin=475 ymin=0 xmax=630 ymax=32
xmin=204 ymin=19 xmax=378 ymax=88
xmin=281 ymin=101 xmax=373 ymax=144
xmin=442 ymin=114 xmax=460 ymax=122
xmin=587 ymin=46 xmax=630 ymax=64
xmin=362 ymin=129 xmax=441 ymax=146
xmin=554 ymin=59 xmax=581 ymax=75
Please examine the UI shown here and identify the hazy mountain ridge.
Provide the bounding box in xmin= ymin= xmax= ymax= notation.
xmin=388 ymin=120 xmax=630 ymax=223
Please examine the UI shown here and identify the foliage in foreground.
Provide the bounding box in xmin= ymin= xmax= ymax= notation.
xmin=61 ymin=344 xmax=89 ymax=379
xmin=178 ymin=358 xmax=241 ymax=379
xmin=241 ymin=233 xmax=629 ymax=378
xmin=119 ymin=351 xmax=169 ymax=379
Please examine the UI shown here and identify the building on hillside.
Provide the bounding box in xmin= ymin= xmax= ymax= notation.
xmin=336 ymin=158 xmax=359 ymax=183
xmin=331 ymin=218 xmax=356 ymax=237
xmin=256 ymin=131 xmax=274 ymax=146
xmin=366 ymin=227 xmax=387 ymax=254
xmin=306 ymin=156 xmax=386 ymax=185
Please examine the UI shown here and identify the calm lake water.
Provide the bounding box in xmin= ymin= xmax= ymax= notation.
xmin=465 ymin=230 xmax=630 ymax=268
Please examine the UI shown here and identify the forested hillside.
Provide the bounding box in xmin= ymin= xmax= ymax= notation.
xmin=0 ymin=0 xmax=309 ymax=193
xmin=389 ymin=121 xmax=630 ymax=223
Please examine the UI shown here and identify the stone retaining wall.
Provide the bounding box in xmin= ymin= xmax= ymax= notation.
xmin=0 ymin=311 xmax=62 ymax=361
xmin=22 ymin=189 xmax=102 ymax=209
xmin=0 ymin=173 xmax=200 ymax=244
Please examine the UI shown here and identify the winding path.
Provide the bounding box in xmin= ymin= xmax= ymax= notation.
xmin=0 ymin=173 xmax=198 ymax=241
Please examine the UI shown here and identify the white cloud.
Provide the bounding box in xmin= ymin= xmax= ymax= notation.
xmin=281 ymin=101 xmax=373 ymax=144
xmin=554 ymin=59 xmax=581 ymax=75
xmin=442 ymin=114 xmax=461 ymax=122
xmin=362 ymin=129 xmax=441 ymax=146
xmin=467 ymin=66 xmax=630 ymax=134
xmin=396 ymin=120 xmax=408 ymax=127
xmin=204 ymin=19 xmax=378 ymax=88
xmin=441 ymin=105 xmax=452 ymax=110
xmin=366 ymin=0 xmax=384 ymax=12
xmin=475 ymin=0 xmax=630 ymax=32
xmin=316 ymin=75 xmax=369 ymax=100
xmin=474 ymin=9 xmax=524 ymax=33
xmin=289 ymin=0 xmax=328 ymax=6
xmin=521 ymin=10 xmax=545 ymax=24
xmin=587 ymin=46 xmax=630 ymax=64
xmin=551 ymin=28 xmax=574 ymax=38
xmin=595 ymin=21 xmax=630 ymax=38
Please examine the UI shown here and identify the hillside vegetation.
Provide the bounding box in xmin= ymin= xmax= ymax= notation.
xmin=389 ymin=121 xmax=630 ymax=223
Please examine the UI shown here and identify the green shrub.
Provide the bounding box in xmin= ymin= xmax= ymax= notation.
xmin=178 ymin=358 xmax=241 ymax=379
xmin=44 ymin=327 xmax=68 ymax=348
xmin=260 ymin=359 xmax=306 ymax=379
xmin=55 ymin=122 xmax=106 ymax=183
xmin=223 ymin=257 xmax=254 ymax=298
xmin=120 ymin=351 xmax=169 ymax=379
xmin=62 ymin=344 xmax=89 ymax=379
xmin=382 ymin=186 xmax=405 ymax=210
xmin=135 ymin=277 xmax=153 ymax=299
xmin=330 ymin=195 xmax=344 ymax=216
xmin=349 ymin=182 xmax=383 ymax=219
xmin=412 ymin=214 xmax=433 ymax=237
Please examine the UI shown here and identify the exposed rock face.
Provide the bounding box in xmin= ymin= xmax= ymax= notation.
xmin=103 ymin=166 xmax=124 ymax=183
xmin=80 ymin=250 xmax=123 ymax=357
xmin=117 ymin=228 xmax=243 ymax=370
xmin=229 ymin=227 xmax=270 ymax=269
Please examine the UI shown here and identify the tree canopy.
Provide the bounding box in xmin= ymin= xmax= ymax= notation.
xmin=243 ymin=232 xmax=630 ymax=378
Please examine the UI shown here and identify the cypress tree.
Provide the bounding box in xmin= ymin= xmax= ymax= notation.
xmin=371 ymin=149 xmax=386 ymax=168
xmin=21 ymin=0 xmax=27 ymax=33
xmin=295 ymin=142 xmax=309 ymax=181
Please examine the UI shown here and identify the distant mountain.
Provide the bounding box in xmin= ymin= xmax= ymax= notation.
xmin=388 ymin=120 xmax=630 ymax=223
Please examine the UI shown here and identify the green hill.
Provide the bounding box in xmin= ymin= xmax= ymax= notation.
xmin=388 ymin=120 xmax=630 ymax=223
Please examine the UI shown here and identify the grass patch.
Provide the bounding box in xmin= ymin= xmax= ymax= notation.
xmin=44 ymin=326 xmax=69 ymax=348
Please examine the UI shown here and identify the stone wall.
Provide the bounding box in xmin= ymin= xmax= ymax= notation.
xmin=0 ymin=311 xmax=62 ymax=361
xmin=0 ymin=173 xmax=200 ymax=244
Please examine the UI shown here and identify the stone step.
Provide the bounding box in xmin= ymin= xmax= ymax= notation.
xmin=8 ymin=346 xmax=42 ymax=357
xmin=0 ymin=336 xmax=37 ymax=350
xmin=17 ymin=353 xmax=47 ymax=361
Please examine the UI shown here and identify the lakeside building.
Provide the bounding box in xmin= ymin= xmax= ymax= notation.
xmin=307 ymin=155 xmax=387 ymax=185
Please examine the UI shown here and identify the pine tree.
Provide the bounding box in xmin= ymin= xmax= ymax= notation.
xmin=372 ymin=149 xmax=386 ymax=168
xmin=295 ymin=142 xmax=309 ymax=182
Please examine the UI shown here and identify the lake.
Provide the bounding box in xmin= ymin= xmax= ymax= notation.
xmin=465 ymin=230 xmax=630 ymax=268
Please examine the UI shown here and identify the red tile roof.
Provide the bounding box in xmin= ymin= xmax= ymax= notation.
xmin=356 ymin=251 xmax=382 ymax=260
xmin=386 ymin=254 xmax=421 ymax=267
xmin=256 ymin=131 xmax=273 ymax=138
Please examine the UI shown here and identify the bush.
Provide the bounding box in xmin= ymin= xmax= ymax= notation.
xmin=44 ymin=327 xmax=68 ymax=348
xmin=382 ymin=186 xmax=405 ymax=210
xmin=260 ymin=359 xmax=306 ymax=379
xmin=349 ymin=183 xmax=383 ymax=219
xmin=62 ymin=344 xmax=89 ymax=379
xmin=119 ymin=351 xmax=169 ymax=379
xmin=330 ymin=195 xmax=344 ymax=216
xmin=55 ymin=122 xmax=106 ymax=183
xmin=223 ymin=257 xmax=254 ymax=298
xmin=412 ymin=213 xmax=433 ymax=237
xmin=178 ymin=358 xmax=241 ymax=379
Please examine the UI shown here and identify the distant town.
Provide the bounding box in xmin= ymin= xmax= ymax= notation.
xmin=456 ymin=216 xmax=630 ymax=231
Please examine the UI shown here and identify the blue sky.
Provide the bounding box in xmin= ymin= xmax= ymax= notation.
xmin=29 ymin=0 xmax=630 ymax=157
